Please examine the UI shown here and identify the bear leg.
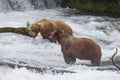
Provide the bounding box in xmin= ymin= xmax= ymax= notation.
xmin=41 ymin=34 xmax=47 ymax=39
xmin=91 ymin=58 xmax=101 ymax=66
xmin=63 ymin=53 xmax=76 ymax=64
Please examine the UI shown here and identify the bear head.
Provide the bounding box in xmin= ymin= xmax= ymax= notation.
xmin=49 ymin=30 xmax=65 ymax=43
xmin=29 ymin=23 xmax=44 ymax=39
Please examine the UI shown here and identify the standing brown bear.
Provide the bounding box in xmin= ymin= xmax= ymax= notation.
xmin=29 ymin=18 xmax=73 ymax=42
xmin=50 ymin=30 xmax=102 ymax=66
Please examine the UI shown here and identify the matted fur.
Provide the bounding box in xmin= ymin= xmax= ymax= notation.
xmin=29 ymin=18 xmax=73 ymax=42
xmin=52 ymin=30 xmax=102 ymax=66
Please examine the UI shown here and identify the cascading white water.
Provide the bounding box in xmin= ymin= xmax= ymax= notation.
xmin=31 ymin=0 xmax=62 ymax=9
xmin=0 ymin=0 xmax=62 ymax=12
xmin=8 ymin=0 xmax=34 ymax=11
xmin=0 ymin=1 xmax=120 ymax=79
xmin=0 ymin=0 xmax=12 ymax=12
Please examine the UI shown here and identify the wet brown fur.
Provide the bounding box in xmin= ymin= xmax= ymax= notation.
xmin=29 ymin=18 xmax=73 ymax=42
xmin=52 ymin=30 xmax=102 ymax=66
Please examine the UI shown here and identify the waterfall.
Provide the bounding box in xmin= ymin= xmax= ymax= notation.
xmin=31 ymin=0 xmax=62 ymax=9
xmin=0 ymin=0 xmax=12 ymax=12
xmin=0 ymin=0 xmax=62 ymax=12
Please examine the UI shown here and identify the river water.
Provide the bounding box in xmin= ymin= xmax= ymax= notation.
xmin=0 ymin=0 xmax=120 ymax=80
xmin=0 ymin=8 xmax=120 ymax=67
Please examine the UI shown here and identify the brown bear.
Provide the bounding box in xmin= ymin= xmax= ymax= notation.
xmin=29 ymin=18 xmax=73 ymax=42
xmin=50 ymin=30 xmax=102 ymax=66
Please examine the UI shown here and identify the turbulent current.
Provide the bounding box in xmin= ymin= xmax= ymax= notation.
xmin=0 ymin=1 xmax=120 ymax=80
xmin=0 ymin=8 xmax=120 ymax=68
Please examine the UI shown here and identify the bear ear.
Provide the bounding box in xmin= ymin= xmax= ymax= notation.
xmin=28 ymin=23 xmax=34 ymax=31
xmin=57 ymin=30 xmax=64 ymax=34
xmin=51 ymin=30 xmax=57 ymax=36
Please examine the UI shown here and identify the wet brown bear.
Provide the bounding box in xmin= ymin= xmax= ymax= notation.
xmin=29 ymin=18 xmax=73 ymax=42
xmin=51 ymin=30 xmax=102 ymax=66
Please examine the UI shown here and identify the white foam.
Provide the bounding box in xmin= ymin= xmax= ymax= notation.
xmin=0 ymin=9 xmax=120 ymax=79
